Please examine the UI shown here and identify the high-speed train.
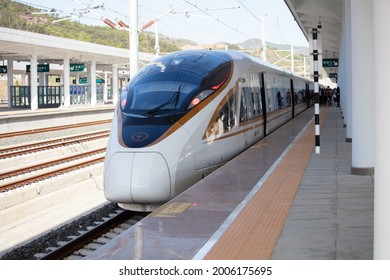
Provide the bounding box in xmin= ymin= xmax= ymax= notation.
xmin=104 ymin=50 xmax=314 ymax=211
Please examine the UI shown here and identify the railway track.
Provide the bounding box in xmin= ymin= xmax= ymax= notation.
xmin=0 ymin=119 xmax=111 ymax=139
xmin=38 ymin=209 xmax=147 ymax=260
xmin=0 ymin=130 xmax=110 ymax=159
xmin=0 ymin=203 xmax=148 ymax=260
xmin=0 ymin=121 xmax=121 ymax=260
xmin=0 ymin=148 xmax=106 ymax=192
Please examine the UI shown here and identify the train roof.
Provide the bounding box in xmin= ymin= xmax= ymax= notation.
xmin=136 ymin=50 xmax=312 ymax=84
xmin=224 ymin=50 xmax=312 ymax=83
xmin=161 ymin=50 xmax=312 ymax=83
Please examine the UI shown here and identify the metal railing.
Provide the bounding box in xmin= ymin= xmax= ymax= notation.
xmin=10 ymin=85 xmax=110 ymax=108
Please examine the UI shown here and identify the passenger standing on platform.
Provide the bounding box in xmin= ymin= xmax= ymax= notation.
xmin=320 ymin=87 xmax=326 ymax=107
xmin=326 ymin=86 xmax=332 ymax=106
xmin=336 ymin=87 xmax=340 ymax=107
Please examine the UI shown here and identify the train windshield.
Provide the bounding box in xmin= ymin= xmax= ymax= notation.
xmin=120 ymin=51 xmax=232 ymax=117
xmin=124 ymin=71 xmax=201 ymax=115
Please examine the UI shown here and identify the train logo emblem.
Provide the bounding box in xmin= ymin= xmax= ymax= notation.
xmin=131 ymin=132 xmax=149 ymax=142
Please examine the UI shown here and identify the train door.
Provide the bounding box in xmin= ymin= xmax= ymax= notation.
xmin=239 ymin=72 xmax=264 ymax=146
xmin=305 ymin=82 xmax=310 ymax=109
xmin=291 ymin=79 xmax=295 ymax=118
xmin=239 ymin=79 xmax=249 ymax=147
xmin=260 ymin=73 xmax=267 ymax=136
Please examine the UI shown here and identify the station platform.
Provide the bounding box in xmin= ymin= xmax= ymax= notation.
xmin=0 ymin=103 xmax=115 ymax=134
xmin=85 ymin=106 xmax=373 ymax=260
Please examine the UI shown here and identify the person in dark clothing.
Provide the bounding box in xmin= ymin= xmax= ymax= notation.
xmin=326 ymin=86 xmax=332 ymax=106
xmin=336 ymin=87 xmax=340 ymax=107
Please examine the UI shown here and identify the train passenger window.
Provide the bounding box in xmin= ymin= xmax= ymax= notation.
xmin=244 ymin=87 xmax=254 ymax=120
xmin=239 ymin=72 xmax=262 ymax=123
xmin=266 ymin=74 xmax=291 ymax=112
xmin=292 ymin=80 xmax=306 ymax=105
xmin=240 ymin=92 xmax=247 ymax=122
xmin=218 ymin=95 xmax=236 ymax=132
xmin=206 ymin=94 xmax=236 ymax=140
xmin=252 ymin=90 xmax=262 ymax=116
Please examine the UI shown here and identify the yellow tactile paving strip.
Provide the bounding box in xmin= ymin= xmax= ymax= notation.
xmin=204 ymin=108 xmax=329 ymax=260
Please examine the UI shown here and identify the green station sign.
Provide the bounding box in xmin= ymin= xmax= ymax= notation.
xmin=322 ymin=58 xmax=338 ymax=68
xmin=26 ymin=64 xmax=50 ymax=73
xmin=79 ymin=77 xmax=88 ymax=84
xmin=0 ymin=66 xmax=7 ymax=73
xmin=78 ymin=78 xmax=104 ymax=84
xmin=70 ymin=63 xmax=85 ymax=72
xmin=328 ymin=73 xmax=338 ymax=79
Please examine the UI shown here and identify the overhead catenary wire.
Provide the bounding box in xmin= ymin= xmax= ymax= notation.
xmin=183 ymin=0 xmax=253 ymax=40
xmin=237 ymin=0 xmax=291 ymax=46
xmin=52 ymin=9 xmax=92 ymax=24
xmin=171 ymin=5 xmax=240 ymax=15
xmin=21 ymin=0 xmax=305 ymax=50
xmin=14 ymin=0 xmax=99 ymax=25
xmin=139 ymin=3 xmax=241 ymax=44
xmin=140 ymin=0 xmax=186 ymax=30
xmin=71 ymin=0 xmax=117 ymax=28
xmin=91 ymin=0 xmax=129 ymax=28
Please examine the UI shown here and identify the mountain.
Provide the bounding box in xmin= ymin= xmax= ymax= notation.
xmin=0 ymin=0 xmax=183 ymax=53
xmin=239 ymin=38 xmax=309 ymax=56
xmin=0 ymin=0 xmax=309 ymax=76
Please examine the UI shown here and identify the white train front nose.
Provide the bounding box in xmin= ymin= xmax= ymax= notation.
xmin=104 ymin=152 xmax=171 ymax=204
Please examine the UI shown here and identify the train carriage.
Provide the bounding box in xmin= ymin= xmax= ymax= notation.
xmin=104 ymin=50 xmax=313 ymax=211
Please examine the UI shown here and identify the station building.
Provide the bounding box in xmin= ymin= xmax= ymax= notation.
xmin=0 ymin=26 xmax=154 ymax=110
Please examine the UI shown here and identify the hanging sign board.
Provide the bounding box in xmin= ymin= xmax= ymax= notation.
xmin=26 ymin=64 xmax=50 ymax=73
xmin=0 ymin=66 xmax=7 ymax=73
xmin=322 ymin=59 xmax=338 ymax=68
xmin=79 ymin=77 xmax=88 ymax=84
xmin=70 ymin=63 xmax=85 ymax=72
xmin=79 ymin=78 xmax=105 ymax=84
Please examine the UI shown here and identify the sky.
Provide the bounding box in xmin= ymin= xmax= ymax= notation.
xmin=16 ymin=0 xmax=308 ymax=47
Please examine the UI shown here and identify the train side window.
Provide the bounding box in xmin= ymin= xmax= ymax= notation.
xmin=219 ymin=95 xmax=236 ymax=132
xmin=240 ymin=86 xmax=262 ymax=122
xmin=239 ymin=72 xmax=262 ymax=122
xmin=267 ymin=87 xmax=278 ymax=112
xmin=293 ymin=80 xmax=306 ymax=104
xmin=240 ymin=91 xmax=247 ymax=123
xmin=244 ymin=87 xmax=254 ymax=120
xmin=267 ymin=76 xmax=294 ymax=111
xmin=252 ymin=90 xmax=262 ymax=116
xmin=205 ymin=94 xmax=236 ymax=139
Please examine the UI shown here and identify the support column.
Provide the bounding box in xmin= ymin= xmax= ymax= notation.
xmin=350 ymin=0 xmax=374 ymax=175
xmin=373 ymin=0 xmax=390 ymax=260
xmin=103 ymin=71 xmax=108 ymax=103
xmin=7 ymin=59 xmax=13 ymax=109
xmin=30 ymin=54 xmax=38 ymax=110
xmin=310 ymin=28 xmax=321 ymax=155
xmin=63 ymin=56 xmax=71 ymax=107
xmin=21 ymin=74 xmax=26 ymax=86
xmin=130 ymin=0 xmax=139 ymax=79
xmin=338 ymin=0 xmax=347 ymax=118
xmin=112 ymin=64 xmax=119 ymax=105
xmin=341 ymin=0 xmax=353 ymax=142
xmin=38 ymin=72 xmax=46 ymax=86
xmin=89 ymin=60 xmax=97 ymax=106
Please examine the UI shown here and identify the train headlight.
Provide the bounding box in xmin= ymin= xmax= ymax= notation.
xmin=188 ymin=89 xmax=213 ymax=109
xmin=120 ymin=88 xmax=128 ymax=111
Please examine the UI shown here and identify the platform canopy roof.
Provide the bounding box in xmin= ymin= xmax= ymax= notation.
xmin=284 ymin=0 xmax=343 ymax=59
xmin=0 ymin=27 xmax=155 ymax=69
